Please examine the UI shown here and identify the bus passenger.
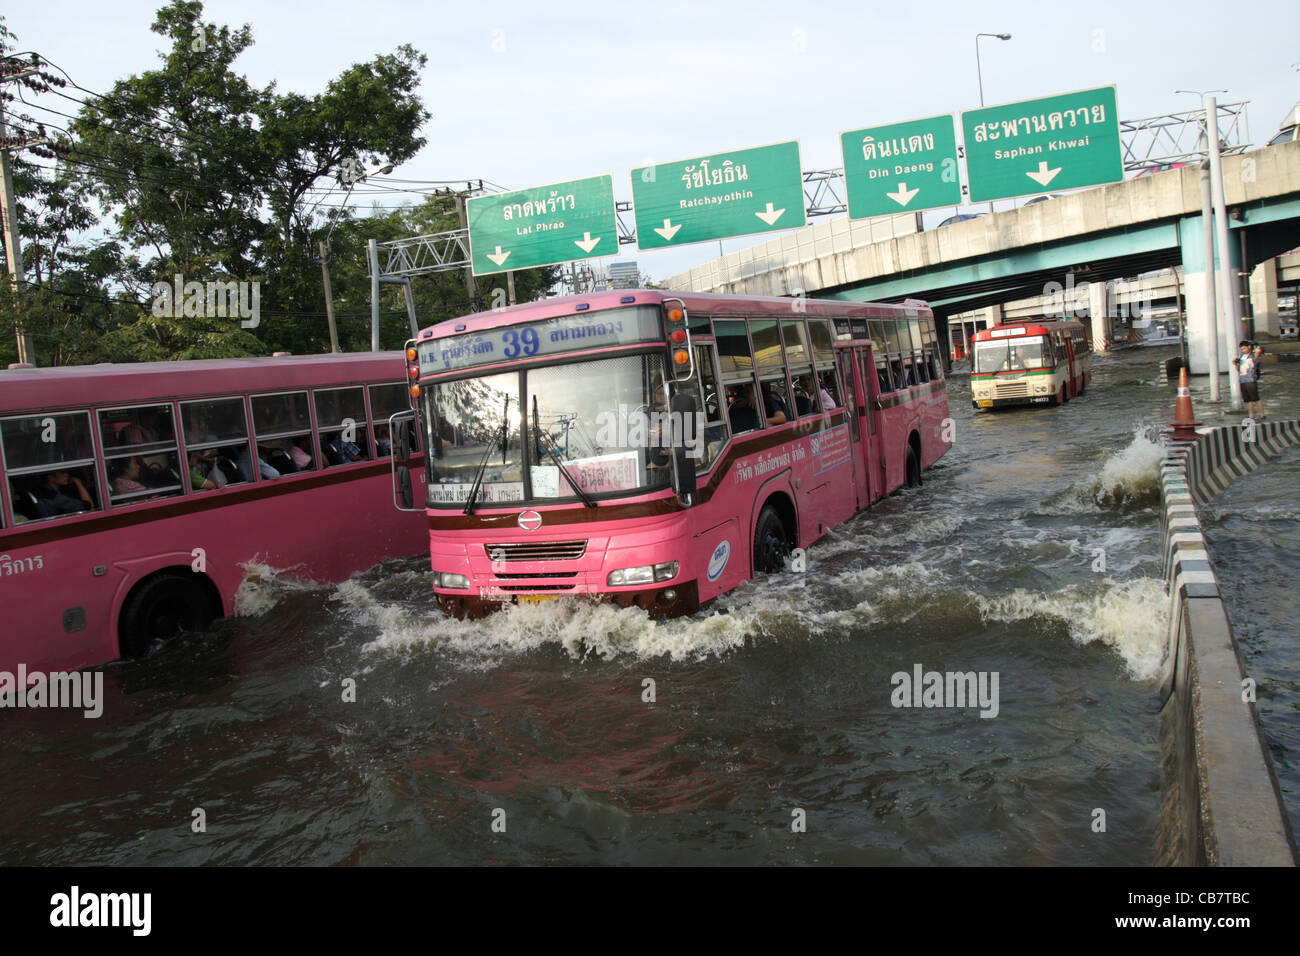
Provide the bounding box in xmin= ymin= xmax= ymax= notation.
xmin=236 ymin=445 xmax=280 ymax=481
xmin=793 ymin=376 xmax=814 ymax=415
xmin=290 ymin=435 xmax=313 ymax=470
xmin=188 ymin=450 xmax=225 ymax=491
xmin=110 ymin=457 xmax=148 ymax=496
xmin=35 ymin=470 xmax=94 ymax=514
xmin=817 ymin=375 xmax=836 ymax=409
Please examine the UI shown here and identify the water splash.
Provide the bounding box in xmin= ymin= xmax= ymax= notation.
xmin=233 ymin=561 xmax=325 ymax=617
xmin=973 ymin=577 xmax=1169 ymax=680
xmin=1091 ymin=423 xmax=1167 ymax=507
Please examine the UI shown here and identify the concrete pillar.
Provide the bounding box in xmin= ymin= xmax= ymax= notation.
xmin=1088 ymin=279 xmax=1111 ymax=350
xmin=1180 ymin=214 xmax=1243 ymax=374
xmin=1249 ymin=258 xmax=1279 ymax=337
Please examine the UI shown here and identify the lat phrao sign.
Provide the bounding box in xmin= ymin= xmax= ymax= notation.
xmin=961 ymin=85 xmax=1122 ymax=202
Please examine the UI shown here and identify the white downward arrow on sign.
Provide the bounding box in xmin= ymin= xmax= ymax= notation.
xmin=487 ymin=246 xmax=511 ymax=267
xmin=1026 ymin=161 xmax=1062 ymax=187
xmin=886 ymin=182 xmax=920 ymax=207
xmin=574 ymin=232 xmax=601 ymax=253
xmin=755 ymin=202 xmax=785 ymax=226
xmin=654 ymin=219 xmax=682 ymax=241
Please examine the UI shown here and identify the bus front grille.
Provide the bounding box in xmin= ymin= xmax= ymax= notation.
xmin=484 ymin=541 xmax=588 ymax=562
xmin=995 ymin=381 xmax=1029 ymax=398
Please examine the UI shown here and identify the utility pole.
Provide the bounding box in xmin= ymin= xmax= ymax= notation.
xmin=319 ymin=240 xmax=341 ymax=353
xmin=1 ymin=59 xmax=41 ymax=365
xmin=454 ymin=187 xmax=479 ymax=311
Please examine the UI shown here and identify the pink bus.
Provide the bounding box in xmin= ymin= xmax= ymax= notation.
xmin=1 ymin=352 xmax=426 ymax=676
xmin=397 ymin=290 xmax=951 ymax=618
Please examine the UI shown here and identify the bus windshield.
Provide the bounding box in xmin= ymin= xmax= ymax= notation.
xmin=974 ymin=335 xmax=1052 ymax=373
xmin=424 ymin=352 xmax=672 ymax=506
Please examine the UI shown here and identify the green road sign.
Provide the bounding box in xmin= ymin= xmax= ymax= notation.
xmin=961 ymin=86 xmax=1122 ymax=202
xmin=630 ymin=141 xmax=806 ymax=250
xmin=466 ymin=174 xmax=618 ymax=276
xmin=840 ymin=115 xmax=962 ymax=218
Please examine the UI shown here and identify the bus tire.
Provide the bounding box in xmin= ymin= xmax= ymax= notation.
xmin=119 ymin=572 xmax=217 ymax=659
xmin=752 ymin=505 xmax=791 ymax=574
xmin=905 ymin=444 xmax=922 ymax=488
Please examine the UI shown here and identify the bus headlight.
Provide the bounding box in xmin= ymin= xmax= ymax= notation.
xmin=435 ymin=572 xmax=470 ymax=589
xmin=608 ymin=561 xmax=678 ymax=586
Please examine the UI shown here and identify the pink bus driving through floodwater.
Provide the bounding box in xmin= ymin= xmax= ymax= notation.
xmin=396 ymin=290 xmax=951 ymax=618
xmin=1 ymin=352 xmax=427 ymax=676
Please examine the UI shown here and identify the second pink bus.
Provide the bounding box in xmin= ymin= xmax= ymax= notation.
xmin=396 ymin=290 xmax=952 ymax=618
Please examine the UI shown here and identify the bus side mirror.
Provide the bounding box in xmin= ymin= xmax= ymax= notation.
xmin=397 ymin=463 xmax=414 ymax=509
xmin=670 ymin=391 xmax=698 ymax=498
xmin=394 ymin=417 xmax=411 ymax=460
xmin=389 ymin=411 xmax=417 ymax=511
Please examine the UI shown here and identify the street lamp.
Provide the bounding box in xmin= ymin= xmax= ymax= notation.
xmin=976 ymin=32 xmax=1011 ymax=214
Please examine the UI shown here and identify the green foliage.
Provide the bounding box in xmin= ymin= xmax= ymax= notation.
xmin=2 ymin=3 xmax=562 ymax=368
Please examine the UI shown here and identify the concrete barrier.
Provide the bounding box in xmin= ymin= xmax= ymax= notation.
xmin=1155 ymin=420 xmax=1300 ymax=866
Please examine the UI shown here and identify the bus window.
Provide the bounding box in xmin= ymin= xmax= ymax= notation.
xmin=714 ymin=320 xmax=754 ymax=375
xmin=692 ymin=344 xmax=728 ymax=470
xmin=2 ymin=411 xmax=101 ymax=523
xmin=314 ymin=387 xmax=370 ymax=468
xmin=761 ymin=377 xmax=791 ymax=425
xmin=750 ymin=319 xmax=785 ymax=370
xmin=791 ymin=367 xmax=818 ymax=416
xmin=781 ymin=320 xmax=810 ymax=366
xmin=369 ymin=383 xmax=418 ymax=459
xmin=836 ymin=351 xmax=859 ymax=441
xmin=808 ymin=319 xmax=835 ymax=363
xmin=100 ymin=404 xmax=184 ymax=505
xmin=250 ymin=391 xmax=312 ymax=480
xmin=817 ymin=368 xmax=842 ymax=408
xmin=725 ymin=382 xmax=762 ymax=434
xmin=181 ymin=397 xmax=252 ymax=491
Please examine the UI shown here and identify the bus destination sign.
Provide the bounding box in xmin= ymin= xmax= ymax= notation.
xmin=418 ymin=306 xmax=663 ymax=375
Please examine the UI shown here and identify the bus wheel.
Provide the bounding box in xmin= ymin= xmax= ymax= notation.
xmin=119 ymin=573 xmax=217 ymax=658
xmin=905 ymin=444 xmax=922 ymax=488
xmin=753 ymin=505 xmax=792 ymax=574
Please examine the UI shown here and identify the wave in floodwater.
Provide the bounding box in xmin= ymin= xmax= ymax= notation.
xmin=233 ymin=560 xmax=330 ymax=616
xmin=331 ymin=558 xmax=1168 ymax=681
xmin=1039 ymin=423 xmax=1167 ymax=515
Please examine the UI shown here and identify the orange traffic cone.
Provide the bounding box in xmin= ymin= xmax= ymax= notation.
xmin=1168 ymin=366 xmax=1202 ymax=442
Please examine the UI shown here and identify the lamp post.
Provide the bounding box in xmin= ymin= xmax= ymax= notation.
xmin=975 ymin=32 xmax=1011 ymax=215
xmin=1175 ymin=90 xmax=1226 ymax=399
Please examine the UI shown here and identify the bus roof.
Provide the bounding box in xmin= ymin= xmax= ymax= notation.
xmin=419 ymin=289 xmax=931 ymax=340
xmin=0 ymin=351 xmax=404 ymax=414
xmin=970 ymin=319 xmax=1087 ymax=341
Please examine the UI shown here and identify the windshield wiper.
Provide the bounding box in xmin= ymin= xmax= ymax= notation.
xmin=533 ymin=395 xmax=596 ymax=508
xmin=463 ymin=395 xmax=511 ymax=515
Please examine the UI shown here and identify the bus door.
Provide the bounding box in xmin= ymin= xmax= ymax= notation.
xmin=835 ymin=348 xmax=866 ymax=510
xmin=855 ymin=346 xmax=883 ymax=503
xmin=1061 ymin=332 xmax=1076 ymax=395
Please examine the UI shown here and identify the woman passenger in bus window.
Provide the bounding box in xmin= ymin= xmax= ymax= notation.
xmin=110 ymin=456 xmax=148 ymax=496
xmin=290 ymin=435 xmax=314 ymax=470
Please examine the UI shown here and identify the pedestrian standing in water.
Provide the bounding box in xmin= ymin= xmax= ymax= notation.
xmin=1232 ymin=340 xmax=1264 ymax=421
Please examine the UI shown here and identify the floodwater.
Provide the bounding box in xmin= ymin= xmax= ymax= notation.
xmin=4 ymin=346 xmax=1298 ymax=865
xmin=1201 ymin=446 xmax=1300 ymax=847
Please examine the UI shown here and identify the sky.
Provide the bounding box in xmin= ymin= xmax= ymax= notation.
xmin=6 ymin=0 xmax=1299 ymax=284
